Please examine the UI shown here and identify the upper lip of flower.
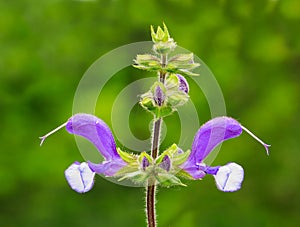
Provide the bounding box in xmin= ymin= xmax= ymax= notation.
xmin=65 ymin=113 xmax=127 ymax=176
xmin=181 ymin=116 xmax=243 ymax=172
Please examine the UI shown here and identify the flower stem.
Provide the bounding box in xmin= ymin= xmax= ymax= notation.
xmin=146 ymin=118 xmax=162 ymax=227
xmin=146 ymin=53 xmax=167 ymax=227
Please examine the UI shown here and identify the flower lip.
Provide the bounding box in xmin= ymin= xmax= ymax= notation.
xmin=66 ymin=113 xmax=121 ymax=161
xmin=213 ymin=162 xmax=244 ymax=192
xmin=65 ymin=162 xmax=95 ymax=193
xmin=189 ymin=117 xmax=243 ymax=164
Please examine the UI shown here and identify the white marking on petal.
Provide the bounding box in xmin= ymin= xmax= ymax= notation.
xmin=65 ymin=162 xmax=95 ymax=193
xmin=214 ymin=163 xmax=244 ymax=192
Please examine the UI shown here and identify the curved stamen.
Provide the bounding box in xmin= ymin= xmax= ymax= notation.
xmin=241 ymin=125 xmax=270 ymax=155
xmin=39 ymin=122 xmax=67 ymax=146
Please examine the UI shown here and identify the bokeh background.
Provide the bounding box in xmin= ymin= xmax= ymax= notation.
xmin=1 ymin=0 xmax=299 ymax=226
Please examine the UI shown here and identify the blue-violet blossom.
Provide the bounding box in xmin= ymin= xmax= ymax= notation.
xmin=40 ymin=114 xmax=270 ymax=193
xmin=180 ymin=116 xmax=270 ymax=192
xmin=40 ymin=113 xmax=127 ymax=193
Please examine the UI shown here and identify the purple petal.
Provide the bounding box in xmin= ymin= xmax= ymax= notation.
xmin=180 ymin=163 xmax=218 ymax=179
xmin=181 ymin=165 xmax=206 ymax=179
xmin=66 ymin=114 xmax=120 ymax=161
xmin=205 ymin=166 xmax=220 ymax=175
xmin=88 ymin=160 xmax=126 ymax=177
xmin=176 ymin=74 xmax=189 ymax=93
xmin=65 ymin=162 xmax=95 ymax=193
xmin=187 ymin=117 xmax=242 ymax=165
xmin=213 ymin=163 xmax=244 ymax=192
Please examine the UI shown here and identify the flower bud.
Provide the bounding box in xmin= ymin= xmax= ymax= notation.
xmin=151 ymin=23 xmax=170 ymax=43
xmin=176 ymin=74 xmax=189 ymax=93
xmin=142 ymin=156 xmax=150 ymax=171
xmin=151 ymin=23 xmax=177 ymax=54
xmin=159 ymin=155 xmax=171 ymax=172
xmin=154 ymin=85 xmax=165 ymax=106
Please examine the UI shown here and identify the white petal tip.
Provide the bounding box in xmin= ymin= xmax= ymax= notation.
xmin=65 ymin=162 xmax=95 ymax=193
xmin=214 ymin=163 xmax=244 ymax=192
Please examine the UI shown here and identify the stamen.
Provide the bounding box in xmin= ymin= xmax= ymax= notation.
xmin=39 ymin=122 xmax=67 ymax=146
xmin=241 ymin=125 xmax=270 ymax=155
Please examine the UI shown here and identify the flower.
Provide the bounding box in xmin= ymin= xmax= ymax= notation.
xmin=179 ymin=117 xmax=270 ymax=192
xmin=40 ymin=114 xmax=270 ymax=192
xmin=40 ymin=113 xmax=127 ymax=193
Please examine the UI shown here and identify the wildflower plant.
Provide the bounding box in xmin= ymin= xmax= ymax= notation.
xmin=40 ymin=24 xmax=270 ymax=227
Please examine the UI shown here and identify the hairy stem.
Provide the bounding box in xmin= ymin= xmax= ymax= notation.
xmin=146 ymin=118 xmax=161 ymax=227
xmin=146 ymin=53 xmax=167 ymax=227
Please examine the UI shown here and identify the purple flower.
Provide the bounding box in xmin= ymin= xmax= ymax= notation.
xmin=180 ymin=116 xmax=270 ymax=192
xmin=40 ymin=113 xmax=127 ymax=193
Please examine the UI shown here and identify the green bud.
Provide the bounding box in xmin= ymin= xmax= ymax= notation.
xmin=151 ymin=23 xmax=170 ymax=43
xmin=151 ymin=23 xmax=177 ymax=54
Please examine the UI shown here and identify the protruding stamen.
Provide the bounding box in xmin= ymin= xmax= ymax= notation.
xmin=241 ymin=125 xmax=270 ymax=155
xmin=39 ymin=122 xmax=67 ymax=146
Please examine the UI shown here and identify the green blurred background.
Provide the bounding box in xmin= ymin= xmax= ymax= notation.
xmin=1 ymin=0 xmax=300 ymax=226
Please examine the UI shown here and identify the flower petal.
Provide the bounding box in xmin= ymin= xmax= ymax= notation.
xmin=189 ymin=117 xmax=242 ymax=164
xmin=66 ymin=113 xmax=120 ymax=161
xmin=181 ymin=165 xmax=206 ymax=179
xmin=213 ymin=163 xmax=244 ymax=192
xmin=88 ymin=160 xmax=126 ymax=177
xmin=65 ymin=162 xmax=95 ymax=193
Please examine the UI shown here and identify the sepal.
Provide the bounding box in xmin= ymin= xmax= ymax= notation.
xmin=133 ymin=54 xmax=161 ymax=72
xmin=155 ymin=168 xmax=186 ymax=187
xmin=117 ymin=147 xmax=137 ymax=163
